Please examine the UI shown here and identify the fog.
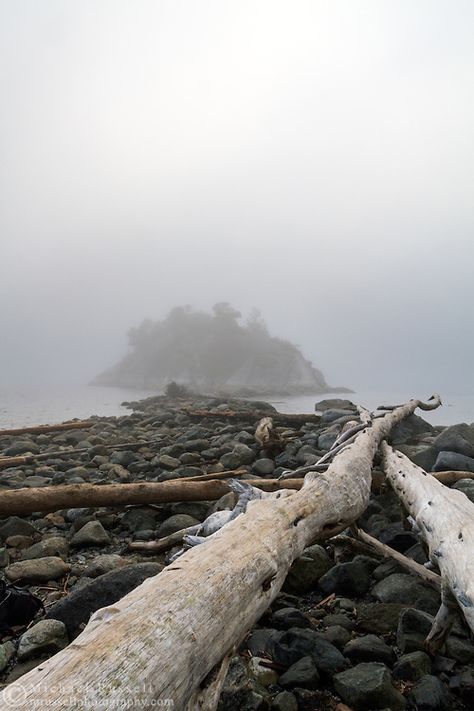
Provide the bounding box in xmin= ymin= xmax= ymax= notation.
xmin=1 ymin=0 xmax=473 ymax=395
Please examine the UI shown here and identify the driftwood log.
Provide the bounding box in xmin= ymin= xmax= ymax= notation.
xmin=0 ymin=479 xmax=303 ymax=517
xmin=183 ymin=407 xmax=321 ymax=425
xmin=0 ymin=396 xmax=441 ymax=709
xmin=382 ymin=441 xmax=474 ymax=653
xmin=0 ymin=420 xmax=95 ymax=437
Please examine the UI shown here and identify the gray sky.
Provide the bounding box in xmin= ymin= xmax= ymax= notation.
xmin=1 ymin=0 xmax=473 ymax=394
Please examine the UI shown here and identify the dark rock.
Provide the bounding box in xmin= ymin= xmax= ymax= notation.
xmin=46 ymin=562 xmax=162 ymax=636
xmin=158 ymin=454 xmax=181 ymax=470
xmin=83 ymin=554 xmax=128 ymax=578
xmin=156 ymin=514 xmax=200 ymax=537
xmin=20 ymin=537 xmax=69 ymax=560
xmin=378 ymin=523 xmax=419 ymax=553
xmin=314 ymin=399 xmax=357 ymax=412
xmin=217 ymin=656 xmax=267 ymax=711
xmin=433 ymin=451 xmax=474 ymax=473
xmin=319 ymin=559 xmax=371 ymax=597
xmin=397 ymin=608 xmax=433 ymax=653
xmin=253 ymin=459 xmax=275 ymax=476
xmin=390 ymin=414 xmax=434 ymax=445
xmin=317 ymin=430 xmax=340 ymax=450
xmin=445 ymin=635 xmax=474 ymax=663
xmin=109 ymin=450 xmax=138 ymax=466
xmin=452 ymin=479 xmax=474 ymax=504
xmin=372 ymin=574 xmax=440 ymax=610
xmin=70 ymin=521 xmax=111 ymax=547
xmin=121 ymin=508 xmax=162 ymax=532
xmin=323 ymin=613 xmax=355 ymax=631
xmin=0 ymin=517 xmax=38 ymax=541
xmin=245 ymin=628 xmax=280 ymax=657
xmin=396 ymin=444 xmax=438 ymax=472
xmin=283 ymin=544 xmax=332 ymax=595
xmin=393 ymin=651 xmax=432 ymax=681
xmin=279 ymin=656 xmax=320 ymax=690
xmin=321 ymin=409 xmax=357 ymax=424
xmin=270 ymin=691 xmax=297 ymax=711
xmin=322 ymin=625 xmax=351 ymax=648
xmin=4 ymin=441 xmax=40 ymax=456
xmin=434 ymin=428 xmax=474 ymax=458
xmin=271 ymin=607 xmax=310 ymax=630
xmin=272 ymin=628 xmax=347 ymax=676
xmin=334 ymin=662 xmax=406 ymax=710
xmin=457 ymin=668 xmax=474 ymax=706
xmin=408 ymin=675 xmax=451 ymax=710
xmin=343 ymin=634 xmax=396 ymax=666
xmin=357 ymin=604 xmax=408 ymax=634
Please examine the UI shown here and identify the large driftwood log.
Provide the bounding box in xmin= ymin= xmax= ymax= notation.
xmin=1 ymin=396 xmax=441 ymax=710
xmin=0 ymin=479 xmax=304 ymax=517
xmin=382 ymin=441 xmax=474 ymax=652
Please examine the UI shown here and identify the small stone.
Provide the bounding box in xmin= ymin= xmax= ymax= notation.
xmin=319 ymin=559 xmax=371 ymax=597
xmin=272 ymin=607 xmax=310 ymax=630
xmin=397 ymin=608 xmax=433 ymax=653
xmin=17 ymin=619 xmax=69 ymax=660
xmin=273 ymin=628 xmax=347 ymax=676
xmin=0 ymin=517 xmax=38 ymax=541
xmin=279 ymin=655 xmax=320 ymax=690
xmin=322 ymin=625 xmax=351 ymax=648
xmin=334 ymin=662 xmax=406 ymax=710
xmin=372 ymin=573 xmax=440 ymax=609
xmin=71 ymin=521 xmax=111 ymax=547
xmin=6 ymin=556 xmax=71 ymax=583
xmin=357 ymin=603 xmax=408 ymax=634
xmin=109 ymin=450 xmax=138 ymax=467
xmin=5 ymin=535 xmax=34 ymax=549
xmin=445 ymin=635 xmax=474 ymax=663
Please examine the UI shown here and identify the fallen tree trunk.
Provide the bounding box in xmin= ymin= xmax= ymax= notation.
xmin=382 ymin=441 xmax=474 ymax=653
xmin=0 ymin=420 xmax=95 ymax=437
xmin=0 ymin=478 xmax=304 ymax=516
xmin=1 ymin=396 xmax=441 ymax=710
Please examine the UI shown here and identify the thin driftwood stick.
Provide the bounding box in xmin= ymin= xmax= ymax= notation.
xmin=183 ymin=407 xmax=321 ymax=425
xmin=0 ymin=395 xmax=441 ymax=710
xmin=382 ymin=441 xmax=474 ymax=653
xmin=0 ymin=420 xmax=95 ymax=437
xmin=351 ymin=524 xmax=441 ymax=589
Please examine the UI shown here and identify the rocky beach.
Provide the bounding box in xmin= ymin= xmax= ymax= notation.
xmin=0 ymin=393 xmax=473 ymax=709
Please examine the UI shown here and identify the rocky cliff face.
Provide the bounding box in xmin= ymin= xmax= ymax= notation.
xmin=93 ymin=305 xmax=351 ymax=396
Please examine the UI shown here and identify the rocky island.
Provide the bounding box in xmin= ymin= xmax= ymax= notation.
xmin=93 ymin=303 xmax=351 ymax=396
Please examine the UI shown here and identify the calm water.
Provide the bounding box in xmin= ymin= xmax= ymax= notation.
xmin=0 ymin=384 xmax=472 ymax=429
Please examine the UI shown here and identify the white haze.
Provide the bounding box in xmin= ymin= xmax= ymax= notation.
xmin=1 ymin=0 xmax=473 ymax=396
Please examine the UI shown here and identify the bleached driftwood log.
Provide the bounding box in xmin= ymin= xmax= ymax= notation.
xmin=382 ymin=441 xmax=474 ymax=653
xmin=1 ymin=396 xmax=441 ymax=710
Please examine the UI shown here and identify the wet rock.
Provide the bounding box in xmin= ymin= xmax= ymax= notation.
xmin=70 ymin=521 xmax=111 ymax=547
xmin=21 ymin=536 xmax=69 ymax=560
xmin=283 ymin=544 xmax=332 ymax=595
xmin=393 ymin=651 xmax=432 ymax=681
xmin=279 ymin=656 xmax=320 ymax=690
xmin=17 ymin=619 xmax=69 ymax=660
xmin=343 ymin=634 xmax=396 ymax=666
xmin=319 ymin=559 xmax=371 ymax=597
xmin=6 ymin=556 xmax=71 ymax=583
xmin=46 ymin=562 xmax=162 ymax=636
xmin=273 ymin=628 xmax=347 ymax=676
xmin=408 ymin=675 xmax=451 ymax=710
xmin=334 ymin=662 xmax=406 ymax=710
xmin=433 ymin=451 xmax=474 ymax=473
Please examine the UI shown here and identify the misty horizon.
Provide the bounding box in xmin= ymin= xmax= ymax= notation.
xmin=1 ymin=1 xmax=473 ymax=397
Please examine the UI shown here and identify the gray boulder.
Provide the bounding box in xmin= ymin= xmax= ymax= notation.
xmin=71 ymin=521 xmax=111 ymax=547
xmin=408 ymin=675 xmax=451 ymax=710
xmin=433 ymin=451 xmax=474 ymax=473
xmin=434 ymin=427 xmax=474 ymax=458
xmin=279 ymin=656 xmax=320 ymax=690
xmin=283 ymin=544 xmax=332 ymax=595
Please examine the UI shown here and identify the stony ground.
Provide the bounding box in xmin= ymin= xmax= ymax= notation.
xmin=0 ymin=393 xmax=473 ymax=710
